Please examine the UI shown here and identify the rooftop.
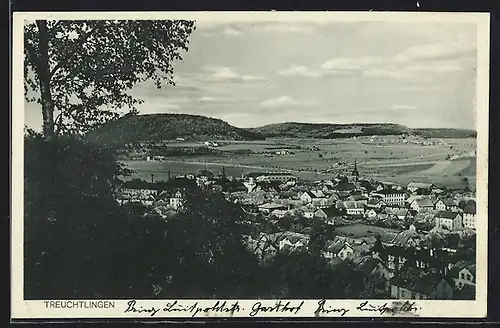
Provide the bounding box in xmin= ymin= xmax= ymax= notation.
xmin=258 ymin=203 xmax=288 ymax=209
xmin=408 ymin=182 xmax=435 ymax=189
xmin=464 ymin=203 xmax=476 ymax=214
xmin=248 ymin=172 xmax=296 ymax=177
xmin=436 ymin=210 xmax=462 ymax=220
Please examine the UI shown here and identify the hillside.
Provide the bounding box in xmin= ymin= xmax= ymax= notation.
xmin=250 ymin=122 xmax=476 ymax=139
xmin=86 ymin=113 xmax=266 ymax=145
xmin=249 ymin=122 xmax=412 ymax=138
xmin=411 ymin=128 xmax=477 ymax=139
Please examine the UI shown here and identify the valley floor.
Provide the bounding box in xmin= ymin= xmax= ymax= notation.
xmin=121 ymin=137 xmax=477 ymax=190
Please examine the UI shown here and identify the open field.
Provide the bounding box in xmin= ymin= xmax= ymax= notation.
xmin=335 ymin=224 xmax=398 ymax=238
xmin=122 ymin=137 xmax=476 ymax=189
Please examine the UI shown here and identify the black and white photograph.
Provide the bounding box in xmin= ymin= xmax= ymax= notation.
xmin=11 ymin=11 xmax=489 ymax=319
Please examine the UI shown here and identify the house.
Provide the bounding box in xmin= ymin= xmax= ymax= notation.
xmin=275 ymin=150 xmax=293 ymax=155
xmin=343 ymin=201 xmax=365 ymax=216
xmin=302 ymin=209 xmax=315 ymax=219
xmin=121 ymin=180 xmax=158 ymax=198
xmin=258 ymin=202 xmax=288 ymax=214
xmin=323 ymin=242 xmax=355 ymax=261
xmin=371 ymin=189 xmax=406 ymax=205
xmin=246 ymin=236 xmax=279 ymax=263
xmin=447 ymin=261 xmax=476 ymax=290
xmin=390 ymin=272 xmax=454 ymax=300
xmin=407 ymin=182 xmax=435 ymax=195
xmin=409 ymin=198 xmax=435 ymax=212
xmin=395 ymin=208 xmax=413 ymax=221
xmin=365 ymin=208 xmax=381 ymax=219
xmin=347 ymin=194 xmax=369 ymax=205
xmin=405 ymin=194 xmax=423 ymax=205
xmin=169 ymin=190 xmax=184 ymax=210
xmin=278 ymin=233 xmax=309 ymax=251
xmin=435 ymin=211 xmax=463 ymax=231
xmin=140 ymin=195 xmax=156 ymax=206
xmin=243 ymin=177 xmax=257 ymax=193
xmin=390 ymin=225 xmax=421 ymax=248
xmin=322 ymin=185 xmax=337 ymax=194
xmin=321 ymin=207 xmax=346 ymax=225
xmin=313 ymin=209 xmax=327 ymax=220
xmin=300 ymin=190 xmax=325 ymax=204
xmin=463 ymin=202 xmax=476 ymax=230
xmin=434 ymin=198 xmax=460 ymax=212
xmin=376 ymin=238 xmax=457 ymax=276
xmin=271 ymin=209 xmax=291 ymax=219
xmin=248 ymin=172 xmax=296 ymax=183
xmin=366 ymin=198 xmax=387 ymax=209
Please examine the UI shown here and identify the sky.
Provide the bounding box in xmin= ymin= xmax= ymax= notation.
xmin=24 ymin=18 xmax=479 ymax=130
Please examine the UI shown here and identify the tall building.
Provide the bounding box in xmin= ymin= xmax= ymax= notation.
xmin=352 ymin=159 xmax=360 ymax=182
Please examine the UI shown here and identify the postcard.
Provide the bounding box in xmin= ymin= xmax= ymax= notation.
xmin=11 ymin=11 xmax=489 ymax=320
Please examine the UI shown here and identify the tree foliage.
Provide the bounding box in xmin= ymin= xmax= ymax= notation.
xmin=24 ymin=133 xmax=133 ymax=298
xmin=24 ymin=20 xmax=196 ymax=137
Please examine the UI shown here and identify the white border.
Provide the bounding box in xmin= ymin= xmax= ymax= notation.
xmin=11 ymin=11 xmax=490 ymax=319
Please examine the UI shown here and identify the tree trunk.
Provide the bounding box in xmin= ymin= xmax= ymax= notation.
xmin=35 ymin=20 xmax=55 ymax=140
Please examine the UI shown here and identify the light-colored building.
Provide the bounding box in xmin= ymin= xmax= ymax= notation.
xmin=409 ymin=198 xmax=435 ymax=212
xmin=323 ymin=243 xmax=355 ymax=261
xmin=407 ymin=182 xmax=435 ymax=194
xmin=448 ymin=261 xmax=475 ymax=290
xmin=249 ymin=172 xmax=296 ymax=183
xmin=462 ymin=203 xmax=476 ymax=230
xmin=435 ymin=199 xmax=460 ymax=212
xmin=343 ymin=201 xmax=365 ymax=216
xmin=258 ymin=203 xmax=288 ymax=214
xmin=435 ymin=211 xmax=463 ymax=231
xmin=371 ymin=189 xmax=406 ymax=206
xmin=169 ymin=190 xmax=184 ymax=210
xmin=300 ymin=190 xmax=325 ymax=204
xmin=271 ymin=209 xmax=291 ymax=219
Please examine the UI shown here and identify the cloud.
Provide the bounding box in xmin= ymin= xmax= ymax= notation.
xmin=201 ymin=65 xmax=265 ymax=83
xmin=321 ymin=57 xmax=383 ymax=71
xmin=390 ymin=104 xmax=418 ymax=111
xmin=259 ymin=96 xmax=315 ymax=108
xmin=258 ymin=23 xmax=314 ymax=33
xmin=222 ymin=27 xmax=243 ymax=36
xmin=362 ymin=68 xmax=414 ymax=79
xmin=404 ymin=63 xmax=465 ymax=72
xmin=394 ymin=39 xmax=476 ymax=63
xmin=198 ymin=96 xmax=234 ymax=103
xmin=317 ymin=39 xmax=475 ymax=80
xmin=277 ymin=64 xmax=322 ymax=78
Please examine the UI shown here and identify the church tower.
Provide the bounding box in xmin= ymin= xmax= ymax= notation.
xmin=352 ymin=158 xmax=360 ymax=182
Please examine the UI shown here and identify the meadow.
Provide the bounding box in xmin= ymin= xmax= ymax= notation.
xmin=121 ymin=136 xmax=477 ymax=189
xmin=335 ymin=224 xmax=399 ymax=238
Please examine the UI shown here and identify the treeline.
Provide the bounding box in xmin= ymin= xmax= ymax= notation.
xmin=411 ymin=128 xmax=477 ymax=139
xmin=249 ymin=122 xmax=411 ymax=139
xmin=250 ymin=123 xmax=476 ymax=139
xmin=24 ymin=134 xmax=387 ymax=299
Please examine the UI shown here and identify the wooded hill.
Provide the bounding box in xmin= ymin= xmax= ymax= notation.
xmin=250 ymin=122 xmax=476 ymax=139
xmin=85 ymin=113 xmax=266 ymax=145
xmin=86 ymin=114 xmax=476 ymax=145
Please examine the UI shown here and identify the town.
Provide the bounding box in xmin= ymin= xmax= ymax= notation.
xmin=117 ymin=159 xmax=477 ymax=301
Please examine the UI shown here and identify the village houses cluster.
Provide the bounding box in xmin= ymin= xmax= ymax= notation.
xmin=116 ymin=160 xmax=477 ymax=300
